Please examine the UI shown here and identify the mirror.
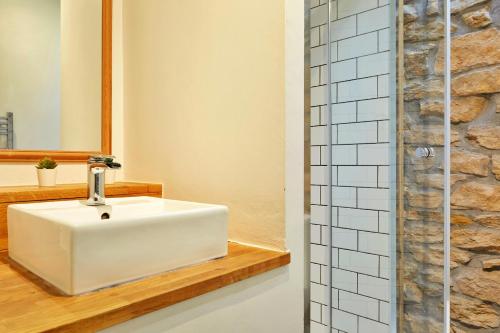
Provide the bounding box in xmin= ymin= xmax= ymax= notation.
xmin=0 ymin=0 xmax=111 ymax=161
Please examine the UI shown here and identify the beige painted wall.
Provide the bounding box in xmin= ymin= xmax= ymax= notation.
xmin=60 ymin=0 xmax=102 ymax=151
xmin=123 ymin=0 xmax=286 ymax=250
xmin=0 ymin=0 xmax=61 ymax=150
xmin=105 ymin=2 xmax=304 ymax=332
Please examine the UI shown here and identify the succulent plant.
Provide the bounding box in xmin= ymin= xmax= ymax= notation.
xmin=36 ymin=157 xmax=58 ymax=169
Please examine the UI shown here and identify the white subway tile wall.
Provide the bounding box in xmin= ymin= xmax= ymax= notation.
xmin=310 ymin=0 xmax=391 ymax=332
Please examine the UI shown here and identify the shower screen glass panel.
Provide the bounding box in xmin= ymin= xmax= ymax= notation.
xmin=308 ymin=0 xmax=451 ymax=332
xmin=395 ymin=0 xmax=449 ymax=331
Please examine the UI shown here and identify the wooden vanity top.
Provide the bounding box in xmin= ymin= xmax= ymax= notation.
xmin=0 ymin=182 xmax=162 ymax=251
xmin=0 ymin=183 xmax=290 ymax=332
xmin=0 ymin=242 xmax=290 ymax=333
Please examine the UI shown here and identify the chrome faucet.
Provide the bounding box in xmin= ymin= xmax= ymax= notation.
xmin=86 ymin=155 xmax=121 ymax=206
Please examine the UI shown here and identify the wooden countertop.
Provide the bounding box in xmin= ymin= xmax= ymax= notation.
xmin=0 ymin=242 xmax=290 ymax=333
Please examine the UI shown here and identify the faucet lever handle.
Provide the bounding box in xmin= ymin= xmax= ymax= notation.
xmin=106 ymin=162 xmax=122 ymax=169
xmin=88 ymin=155 xmax=121 ymax=169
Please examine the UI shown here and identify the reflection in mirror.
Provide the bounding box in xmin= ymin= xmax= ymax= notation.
xmin=0 ymin=0 xmax=102 ymax=151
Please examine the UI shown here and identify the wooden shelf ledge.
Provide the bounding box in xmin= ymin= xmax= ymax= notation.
xmin=0 ymin=182 xmax=163 ymax=204
xmin=0 ymin=242 xmax=290 ymax=333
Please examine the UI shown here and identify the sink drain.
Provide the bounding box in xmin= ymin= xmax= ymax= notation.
xmin=101 ymin=212 xmax=110 ymax=220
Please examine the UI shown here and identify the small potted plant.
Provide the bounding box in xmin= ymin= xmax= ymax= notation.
xmin=35 ymin=157 xmax=58 ymax=187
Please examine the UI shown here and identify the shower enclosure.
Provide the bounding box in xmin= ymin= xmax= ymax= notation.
xmin=308 ymin=0 xmax=455 ymax=332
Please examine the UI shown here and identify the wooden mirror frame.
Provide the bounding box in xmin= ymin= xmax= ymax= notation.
xmin=0 ymin=0 xmax=112 ymax=162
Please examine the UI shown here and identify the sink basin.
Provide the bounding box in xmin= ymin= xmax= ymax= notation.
xmin=7 ymin=196 xmax=228 ymax=295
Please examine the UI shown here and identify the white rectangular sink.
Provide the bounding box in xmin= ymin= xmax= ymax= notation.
xmin=7 ymin=196 xmax=228 ymax=295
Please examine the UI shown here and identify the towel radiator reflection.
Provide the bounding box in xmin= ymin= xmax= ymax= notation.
xmin=0 ymin=112 xmax=13 ymax=149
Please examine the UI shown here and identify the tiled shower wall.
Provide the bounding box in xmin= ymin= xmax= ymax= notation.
xmin=309 ymin=1 xmax=392 ymax=332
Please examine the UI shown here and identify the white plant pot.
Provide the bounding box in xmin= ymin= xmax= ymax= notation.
xmin=105 ymin=169 xmax=116 ymax=184
xmin=37 ymin=169 xmax=57 ymax=187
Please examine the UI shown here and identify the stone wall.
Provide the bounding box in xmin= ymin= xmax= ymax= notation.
xmin=402 ymin=0 xmax=500 ymax=332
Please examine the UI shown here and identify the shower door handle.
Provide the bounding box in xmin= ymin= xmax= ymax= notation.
xmin=415 ymin=147 xmax=435 ymax=158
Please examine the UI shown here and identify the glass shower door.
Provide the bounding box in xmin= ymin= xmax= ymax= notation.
xmin=308 ymin=0 xmax=451 ymax=332
xmin=394 ymin=0 xmax=450 ymax=332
